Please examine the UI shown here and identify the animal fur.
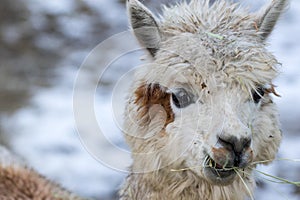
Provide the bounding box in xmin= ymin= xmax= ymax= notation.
xmin=0 ymin=146 xmax=83 ymax=200
xmin=120 ymin=0 xmax=288 ymax=199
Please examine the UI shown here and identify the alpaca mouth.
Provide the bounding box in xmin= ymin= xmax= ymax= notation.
xmin=203 ymin=156 xmax=236 ymax=185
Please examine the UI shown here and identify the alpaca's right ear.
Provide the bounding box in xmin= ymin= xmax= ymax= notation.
xmin=256 ymin=0 xmax=288 ymax=40
xmin=127 ymin=0 xmax=161 ymax=57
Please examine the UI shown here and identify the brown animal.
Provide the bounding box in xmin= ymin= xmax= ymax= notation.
xmin=0 ymin=146 xmax=83 ymax=200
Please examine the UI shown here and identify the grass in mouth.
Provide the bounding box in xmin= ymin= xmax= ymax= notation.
xmin=170 ymin=157 xmax=300 ymax=187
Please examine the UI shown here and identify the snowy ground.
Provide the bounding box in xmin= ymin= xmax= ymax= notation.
xmin=1 ymin=0 xmax=300 ymax=199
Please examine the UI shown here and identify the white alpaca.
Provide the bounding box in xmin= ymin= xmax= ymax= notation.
xmin=120 ymin=0 xmax=288 ymax=199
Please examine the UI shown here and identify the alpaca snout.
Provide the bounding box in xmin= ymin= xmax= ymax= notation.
xmin=211 ymin=136 xmax=253 ymax=168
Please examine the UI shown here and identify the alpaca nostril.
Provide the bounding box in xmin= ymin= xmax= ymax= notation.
xmin=217 ymin=136 xmax=234 ymax=151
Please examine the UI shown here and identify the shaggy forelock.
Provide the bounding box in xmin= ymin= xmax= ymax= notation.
xmin=161 ymin=0 xmax=255 ymax=35
xmin=147 ymin=0 xmax=280 ymax=93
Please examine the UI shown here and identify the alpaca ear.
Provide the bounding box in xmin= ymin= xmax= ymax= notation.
xmin=127 ymin=0 xmax=161 ymax=57
xmin=256 ymin=0 xmax=288 ymax=40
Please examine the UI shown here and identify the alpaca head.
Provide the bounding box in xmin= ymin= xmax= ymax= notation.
xmin=125 ymin=0 xmax=287 ymax=186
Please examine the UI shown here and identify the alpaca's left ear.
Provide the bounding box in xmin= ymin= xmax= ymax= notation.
xmin=256 ymin=0 xmax=288 ymax=40
xmin=127 ymin=0 xmax=161 ymax=57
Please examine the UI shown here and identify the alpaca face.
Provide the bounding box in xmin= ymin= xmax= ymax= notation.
xmin=126 ymin=38 xmax=282 ymax=186
xmin=125 ymin=0 xmax=286 ymax=187
xmin=160 ymin=72 xmax=279 ymax=185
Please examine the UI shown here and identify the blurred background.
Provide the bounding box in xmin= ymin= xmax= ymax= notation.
xmin=0 ymin=0 xmax=299 ymax=199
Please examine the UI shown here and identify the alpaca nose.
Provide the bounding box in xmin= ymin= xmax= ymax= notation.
xmin=217 ymin=135 xmax=252 ymax=167
xmin=218 ymin=135 xmax=251 ymax=154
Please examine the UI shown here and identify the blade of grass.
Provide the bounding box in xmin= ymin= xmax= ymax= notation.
xmin=242 ymin=168 xmax=291 ymax=200
xmin=251 ymin=158 xmax=300 ymax=165
xmin=251 ymin=167 xmax=300 ymax=187
xmin=234 ymin=168 xmax=255 ymax=200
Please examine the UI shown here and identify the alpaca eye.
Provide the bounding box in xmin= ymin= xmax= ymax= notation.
xmin=252 ymin=87 xmax=265 ymax=103
xmin=171 ymin=88 xmax=193 ymax=108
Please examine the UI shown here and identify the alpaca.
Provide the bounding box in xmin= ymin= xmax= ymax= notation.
xmin=0 ymin=146 xmax=83 ymax=199
xmin=120 ymin=0 xmax=288 ymax=199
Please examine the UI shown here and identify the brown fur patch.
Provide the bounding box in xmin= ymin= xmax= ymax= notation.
xmin=265 ymin=84 xmax=281 ymax=97
xmin=0 ymin=165 xmax=82 ymax=200
xmin=134 ymin=83 xmax=174 ymax=128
